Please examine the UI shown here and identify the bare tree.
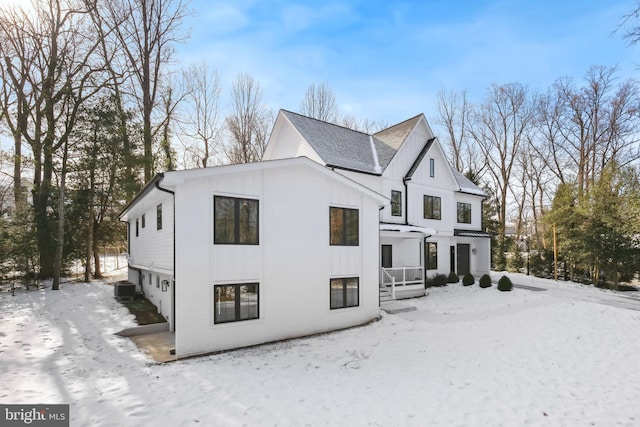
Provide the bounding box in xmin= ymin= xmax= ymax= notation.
xmin=467 ymin=83 xmax=536 ymax=269
xmin=179 ymin=62 xmax=223 ymax=168
xmin=300 ymin=81 xmax=339 ymax=123
xmin=224 ymin=73 xmax=272 ymax=164
xmin=0 ymin=0 xmax=105 ymax=282
xmin=436 ymin=88 xmax=487 ymax=178
xmin=541 ymin=66 xmax=640 ymax=196
xmin=102 ymin=0 xmax=190 ymax=181
xmin=0 ymin=4 xmax=36 ymax=211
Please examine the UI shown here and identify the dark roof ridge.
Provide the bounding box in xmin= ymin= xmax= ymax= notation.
xmin=281 ymin=109 xmax=373 ymax=136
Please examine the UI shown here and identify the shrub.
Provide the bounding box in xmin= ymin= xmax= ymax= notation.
xmin=426 ymin=274 xmax=448 ymax=287
xmin=462 ymin=273 xmax=475 ymax=286
xmin=479 ymin=274 xmax=492 ymax=288
xmin=447 ymin=271 xmax=459 ymax=283
xmin=497 ymin=275 xmax=513 ymax=291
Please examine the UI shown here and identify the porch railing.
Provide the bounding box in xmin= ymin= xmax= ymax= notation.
xmin=381 ymin=266 xmax=423 ymax=289
xmin=381 ymin=268 xmax=396 ymax=300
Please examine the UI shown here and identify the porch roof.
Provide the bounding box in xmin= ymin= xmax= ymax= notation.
xmin=454 ymin=229 xmax=492 ymax=238
xmin=380 ymin=223 xmax=436 ymax=237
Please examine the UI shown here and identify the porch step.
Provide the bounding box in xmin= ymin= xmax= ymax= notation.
xmin=379 ymin=287 xmax=393 ymax=302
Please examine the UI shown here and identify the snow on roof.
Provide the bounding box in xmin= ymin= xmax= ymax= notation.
xmin=282 ymin=110 xmax=396 ymax=175
xmin=373 ymin=114 xmax=422 ymax=150
xmin=380 ymin=223 xmax=436 ymax=236
xmin=452 ymin=169 xmax=487 ymax=197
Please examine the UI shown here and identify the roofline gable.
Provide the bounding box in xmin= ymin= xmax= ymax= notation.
xmin=118 ymin=157 xmax=388 ymax=221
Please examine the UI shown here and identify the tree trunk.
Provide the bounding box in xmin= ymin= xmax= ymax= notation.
xmin=52 ymin=142 xmax=69 ymax=290
xmin=93 ymin=237 xmax=102 ymax=279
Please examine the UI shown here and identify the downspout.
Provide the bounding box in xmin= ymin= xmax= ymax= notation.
xmin=378 ymin=205 xmax=385 ymax=307
xmin=154 ymin=175 xmax=176 ymax=333
xmin=402 ymin=177 xmax=410 ymax=226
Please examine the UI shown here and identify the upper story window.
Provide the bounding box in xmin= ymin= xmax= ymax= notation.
xmin=156 ymin=204 xmax=163 ymax=230
xmin=429 ymin=158 xmax=435 ymax=178
xmin=142 ymin=214 xmax=146 ymax=228
xmin=214 ymin=196 xmax=259 ymax=245
xmin=390 ymin=190 xmax=402 ymax=217
xmin=330 ymin=207 xmax=359 ymax=246
xmin=423 ymin=195 xmax=441 ymax=220
xmin=457 ymin=202 xmax=472 ymax=224
xmin=214 ymin=283 xmax=259 ymax=324
xmin=135 ymin=218 xmax=139 ymax=237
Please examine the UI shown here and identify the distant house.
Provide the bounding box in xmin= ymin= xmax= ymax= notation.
xmin=263 ymin=110 xmax=490 ymax=300
xmin=119 ymin=157 xmax=386 ymax=358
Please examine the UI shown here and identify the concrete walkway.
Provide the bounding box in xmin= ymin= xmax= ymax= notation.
xmin=130 ymin=331 xmax=176 ymax=363
xmin=116 ymin=323 xmax=176 ymax=363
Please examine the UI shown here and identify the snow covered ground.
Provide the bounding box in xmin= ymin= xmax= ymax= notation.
xmin=2 ymin=271 xmax=640 ymax=426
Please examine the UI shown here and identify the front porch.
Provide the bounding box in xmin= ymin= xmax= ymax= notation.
xmin=380 ymin=224 xmax=435 ymax=301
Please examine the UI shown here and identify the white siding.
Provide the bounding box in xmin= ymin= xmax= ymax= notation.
xmin=127 ymin=190 xmax=174 ymax=274
xmin=263 ymin=116 xmax=324 ymax=163
xmin=174 ymin=162 xmax=381 ymax=358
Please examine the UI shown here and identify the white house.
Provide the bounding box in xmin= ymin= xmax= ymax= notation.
xmin=263 ymin=110 xmax=491 ymax=300
xmin=119 ymin=157 xmax=387 ymax=358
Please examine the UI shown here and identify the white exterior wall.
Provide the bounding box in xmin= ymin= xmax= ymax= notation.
xmin=173 ymin=163 xmax=381 ymax=358
xmin=127 ymin=190 xmax=174 ymax=274
xmin=454 ymin=193 xmax=484 ymax=231
xmin=125 ymin=189 xmax=175 ymax=328
xmin=263 ymin=115 xmax=324 ymax=164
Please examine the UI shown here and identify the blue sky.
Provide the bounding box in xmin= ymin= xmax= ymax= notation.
xmin=180 ymin=0 xmax=640 ymax=127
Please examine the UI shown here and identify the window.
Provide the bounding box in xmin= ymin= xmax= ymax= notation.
xmin=429 ymin=158 xmax=435 ymax=178
xmin=156 ymin=276 xmax=160 ymax=288
xmin=214 ymin=283 xmax=259 ymax=324
xmin=381 ymin=245 xmax=392 ymax=269
xmin=214 ymin=196 xmax=259 ymax=245
xmin=135 ymin=219 xmax=139 ymax=237
xmin=390 ymin=190 xmax=402 ymax=216
xmin=156 ymin=204 xmax=163 ymax=230
xmin=423 ymin=195 xmax=441 ymax=220
xmin=330 ymin=207 xmax=359 ymax=246
xmin=426 ymin=242 xmax=438 ymax=270
xmin=457 ymin=202 xmax=472 ymax=224
xmin=330 ymin=278 xmax=359 ymax=309
xmin=142 ymin=214 xmax=146 ymax=228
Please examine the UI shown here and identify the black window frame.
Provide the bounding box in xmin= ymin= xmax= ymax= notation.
xmin=390 ymin=190 xmax=402 ymax=217
xmin=329 ymin=207 xmax=359 ymax=246
xmin=213 ymin=283 xmax=260 ymax=324
xmin=330 ymin=277 xmax=359 ymax=310
xmin=426 ymin=242 xmax=438 ymax=270
xmin=423 ymin=195 xmax=441 ymax=220
xmin=156 ymin=204 xmax=163 ymax=230
xmin=214 ymin=196 xmax=260 ymax=245
xmin=141 ymin=214 xmax=146 ymax=228
xmin=135 ymin=218 xmax=139 ymax=237
xmin=457 ymin=202 xmax=472 ymax=224
xmin=429 ymin=158 xmax=435 ymax=178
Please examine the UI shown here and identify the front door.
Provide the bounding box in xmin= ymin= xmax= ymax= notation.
xmin=456 ymin=244 xmax=470 ymax=275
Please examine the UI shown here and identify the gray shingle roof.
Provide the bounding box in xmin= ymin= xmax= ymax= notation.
xmin=282 ymin=110 xmax=396 ymax=175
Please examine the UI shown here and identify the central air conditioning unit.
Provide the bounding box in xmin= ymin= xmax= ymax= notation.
xmin=114 ymin=280 xmax=136 ymax=299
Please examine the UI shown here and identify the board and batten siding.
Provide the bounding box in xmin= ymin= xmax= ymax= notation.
xmin=173 ymin=161 xmax=382 ymax=358
xmin=263 ymin=115 xmax=324 ymax=164
xmin=128 ymin=190 xmax=174 ymax=274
